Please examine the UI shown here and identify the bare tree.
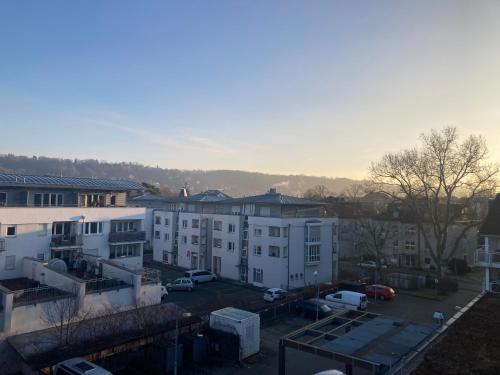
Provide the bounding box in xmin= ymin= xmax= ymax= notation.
xmin=341 ymin=183 xmax=369 ymax=201
xmin=355 ymin=219 xmax=396 ymax=282
xmin=42 ymin=292 xmax=92 ymax=347
xmin=370 ymin=127 xmax=499 ymax=277
xmin=304 ymin=185 xmax=330 ymax=201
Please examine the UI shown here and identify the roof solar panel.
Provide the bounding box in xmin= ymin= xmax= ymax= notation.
xmin=0 ymin=173 xmax=143 ymax=190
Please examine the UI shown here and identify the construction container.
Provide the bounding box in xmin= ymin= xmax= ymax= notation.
xmin=209 ymin=307 xmax=260 ymax=360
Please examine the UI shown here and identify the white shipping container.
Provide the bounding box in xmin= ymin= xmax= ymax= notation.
xmin=209 ymin=307 xmax=260 ymax=360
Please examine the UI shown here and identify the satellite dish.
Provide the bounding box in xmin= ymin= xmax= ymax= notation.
xmin=48 ymin=258 xmax=68 ymax=273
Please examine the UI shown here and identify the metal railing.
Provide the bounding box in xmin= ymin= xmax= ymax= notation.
xmin=109 ymin=231 xmax=146 ymax=243
xmin=85 ymin=277 xmax=129 ymax=294
xmin=50 ymin=234 xmax=83 ymax=248
xmin=12 ymin=285 xmax=73 ymax=306
xmin=474 ymin=249 xmax=500 ymax=265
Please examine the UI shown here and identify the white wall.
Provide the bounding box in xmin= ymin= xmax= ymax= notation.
xmin=0 ymin=207 xmax=146 ymax=278
xmin=210 ymin=214 xmax=242 ymax=280
xmin=152 ymin=210 xmax=176 ymax=264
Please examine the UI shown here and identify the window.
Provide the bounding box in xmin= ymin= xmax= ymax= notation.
xmin=214 ymin=221 xmax=222 ymax=231
xmin=283 ymin=246 xmax=288 ymax=258
xmin=305 ymin=245 xmax=321 ymax=263
xmin=393 ymin=240 xmax=399 ymax=251
xmin=260 ymin=207 xmax=271 ymax=217
xmin=228 ymin=223 xmax=236 ymax=233
xmin=154 ymin=231 xmax=160 ymax=239
xmin=283 ymin=227 xmax=289 ymax=238
xmin=254 ymin=228 xmax=263 ymax=237
xmin=253 ymin=268 xmax=263 ymax=283
xmin=213 ymin=238 xmax=222 ymax=248
xmin=307 ymin=226 xmax=321 ymax=242
xmin=52 ymin=222 xmax=65 ymax=235
xmin=182 ymin=235 xmax=187 ymax=244
xmin=182 ymin=220 xmax=188 ymax=229
xmin=4 ymin=255 xmax=15 ymax=270
xmin=162 ymin=250 xmax=169 ymax=263
xmin=110 ymin=195 xmax=116 ymax=206
xmin=164 ymin=218 xmax=170 ymax=226
xmin=109 ymin=244 xmax=140 ymax=258
xmin=155 ymin=216 xmax=161 ymax=225
xmin=405 ymin=240 xmax=416 ymax=250
xmin=269 ymin=226 xmax=280 ymax=237
xmin=269 ymin=246 xmax=280 ymax=257
xmin=253 ymin=245 xmax=262 ymax=256
xmin=0 ymin=192 xmax=7 ymax=207
xmin=192 ymin=235 xmax=199 ymax=245
xmin=34 ymin=193 xmax=63 ymax=207
xmin=84 ymin=222 xmax=103 ymax=235
xmin=6 ymin=225 xmax=16 ymax=237
xmin=164 ymin=233 xmax=170 ymax=241
xmin=406 ymin=226 xmax=416 ymax=236
xmin=192 ymin=219 xmax=199 ymax=228
xmin=228 ymin=241 xmax=235 ymax=252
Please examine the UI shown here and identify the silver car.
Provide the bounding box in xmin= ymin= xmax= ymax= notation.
xmin=167 ymin=277 xmax=194 ymax=292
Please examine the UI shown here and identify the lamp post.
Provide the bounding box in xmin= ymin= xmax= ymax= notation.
xmin=314 ymin=270 xmax=319 ymax=321
xmin=174 ymin=308 xmax=192 ymax=375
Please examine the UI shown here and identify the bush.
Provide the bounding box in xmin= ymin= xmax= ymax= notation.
xmin=448 ymin=258 xmax=469 ymax=275
xmin=438 ymin=278 xmax=459 ymax=293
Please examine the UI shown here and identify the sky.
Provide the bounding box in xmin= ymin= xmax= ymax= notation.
xmin=0 ymin=0 xmax=499 ymax=179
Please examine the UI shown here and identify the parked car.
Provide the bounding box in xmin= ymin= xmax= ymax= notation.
xmin=357 ymin=261 xmax=387 ymax=269
xmin=160 ymin=285 xmax=169 ymax=300
xmin=167 ymin=277 xmax=194 ymax=292
xmin=365 ymin=284 xmax=395 ymax=300
xmin=325 ymin=291 xmax=368 ymax=311
xmin=263 ymin=288 xmax=286 ymax=302
xmin=185 ymin=269 xmax=217 ymax=284
xmin=55 ymin=358 xmax=112 ymax=375
xmin=296 ymin=299 xmax=334 ymax=319
xmin=338 ymin=280 xmax=367 ymax=294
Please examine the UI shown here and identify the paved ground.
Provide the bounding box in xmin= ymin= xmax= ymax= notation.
xmin=153 ymin=262 xmax=270 ymax=315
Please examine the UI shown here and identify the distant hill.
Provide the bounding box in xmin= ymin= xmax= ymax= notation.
xmin=0 ymin=154 xmax=359 ymax=197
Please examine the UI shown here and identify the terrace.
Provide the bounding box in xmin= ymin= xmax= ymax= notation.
xmin=0 ymin=278 xmax=73 ymax=307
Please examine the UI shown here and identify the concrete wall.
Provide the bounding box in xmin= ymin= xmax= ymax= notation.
xmin=210 ymin=214 xmax=242 ymax=281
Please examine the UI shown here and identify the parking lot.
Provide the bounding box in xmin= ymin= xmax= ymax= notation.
xmin=154 ymin=263 xmax=271 ymax=315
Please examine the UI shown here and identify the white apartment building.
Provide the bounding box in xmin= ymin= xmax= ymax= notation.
xmin=475 ymin=193 xmax=500 ymax=292
xmin=0 ymin=174 xmax=161 ymax=338
xmin=137 ymin=188 xmax=339 ymax=290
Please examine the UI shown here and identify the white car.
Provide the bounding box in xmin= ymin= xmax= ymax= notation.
xmin=160 ymin=285 xmax=169 ymax=300
xmin=167 ymin=277 xmax=194 ymax=292
xmin=185 ymin=269 xmax=217 ymax=284
xmin=264 ymin=288 xmax=286 ymax=302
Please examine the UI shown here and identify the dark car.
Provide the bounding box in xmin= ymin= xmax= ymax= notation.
xmin=365 ymin=284 xmax=395 ymax=300
xmin=338 ymin=280 xmax=367 ymax=294
xmin=296 ymin=300 xmax=334 ymax=319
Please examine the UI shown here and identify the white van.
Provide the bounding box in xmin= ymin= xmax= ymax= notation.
xmin=324 ymin=291 xmax=368 ymax=311
xmin=185 ymin=269 xmax=217 ymax=284
xmin=55 ymin=358 xmax=112 ymax=375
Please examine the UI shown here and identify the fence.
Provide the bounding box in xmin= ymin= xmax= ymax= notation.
xmin=85 ymin=277 xmax=129 ymax=294
xmin=12 ymin=285 xmax=73 ymax=306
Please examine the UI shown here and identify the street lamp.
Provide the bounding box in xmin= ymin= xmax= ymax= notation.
xmin=314 ymin=270 xmax=319 ymax=321
xmin=174 ymin=309 xmax=192 ymax=375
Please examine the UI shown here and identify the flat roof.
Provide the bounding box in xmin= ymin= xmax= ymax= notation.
xmin=211 ymin=307 xmax=258 ymax=321
xmin=0 ymin=173 xmax=143 ymax=191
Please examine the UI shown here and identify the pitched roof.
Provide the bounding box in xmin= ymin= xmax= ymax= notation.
xmin=479 ymin=194 xmax=500 ymax=236
xmin=0 ymin=173 xmax=143 ymax=191
xmin=132 ymin=189 xmax=231 ymax=204
xmin=220 ymin=191 xmax=324 ymax=206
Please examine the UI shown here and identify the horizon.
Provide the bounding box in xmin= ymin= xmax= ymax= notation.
xmin=1 ymin=1 xmax=500 ymax=179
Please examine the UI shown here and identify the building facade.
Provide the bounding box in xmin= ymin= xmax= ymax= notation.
xmin=137 ymin=189 xmax=339 ymax=290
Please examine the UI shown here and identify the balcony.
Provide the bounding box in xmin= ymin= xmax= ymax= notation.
xmin=0 ymin=238 xmax=5 ymax=252
xmin=109 ymin=231 xmax=146 ymax=243
xmin=50 ymin=234 xmax=83 ymax=249
xmin=475 ymin=249 xmax=500 ymax=268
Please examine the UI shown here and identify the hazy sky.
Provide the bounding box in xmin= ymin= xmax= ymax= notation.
xmin=1 ymin=1 xmax=499 ymax=179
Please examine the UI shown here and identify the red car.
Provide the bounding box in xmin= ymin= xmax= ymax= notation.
xmin=365 ymin=284 xmax=396 ymax=300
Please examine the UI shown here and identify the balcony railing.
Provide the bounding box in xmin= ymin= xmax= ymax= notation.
xmin=109 ymin=231 xmax=146 ymax=243
xmin=85 ymin=277 xmax=130 ymax=294
xmin=50 ymin=234 xmax=83 ymax=248
xmin=13 ymin=285 xmax=74 ymax=307
xmin=475 ymin=249 xmax=500 ymax=266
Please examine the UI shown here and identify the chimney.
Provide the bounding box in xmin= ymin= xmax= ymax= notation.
xmin=268 ymin=188 xmax=277 ymax=194
xmin=178 ymin=188 xmax=189 ymax=198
